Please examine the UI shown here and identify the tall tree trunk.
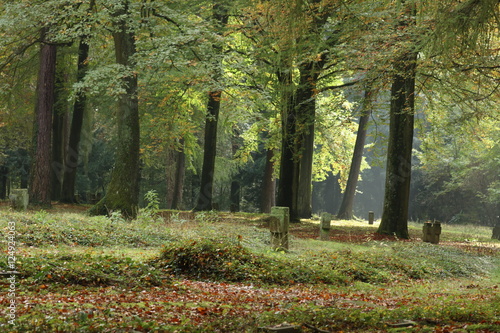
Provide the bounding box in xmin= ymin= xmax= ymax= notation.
xmin=378 ymin=53 xmax=416 ymax=238
xmin=337 ymin=89 xmax=373 ymax=220
xmin=166 ymin=139 xmax=186 ymax=210
xmin=165 ymin=147 xmax=176 ymax=209
xmin=295 ymin=59 xmax=324 ymax=219
xmin=89 ymin=0 xmax=140 ymax=218
xmin=230 ymin=180 xmax=240 ymax=212
xmin=29 ymin=30 xmax=57 ymax=207
xmin=51 ymin=106 xmax=65 ymax=201
xmin=377 ymin=3 xmax=417 ymax=239
xmin=194 ymin=3 xmax=228 ymax=211
xmin=51 ymin=49 xmax=70 ymax=201
xmin=61 ymin=24 xmax=92 ymax=203
xmin=312 ymin=171 xmax=342 ymax=215
xmin=276 ymin=67 xmax=300 ymax=221
xmin=195 ymin=91 xmax=222 ymax=211
xmin=171 ymin=140 xmax=185 ymax=210
xmin=230 ymin=128 xmax=241 ymax=212
xmin=0 ymin=166 xmax=7 ymax=200
xmin=261 ymin=148 xmax=276 ymax=213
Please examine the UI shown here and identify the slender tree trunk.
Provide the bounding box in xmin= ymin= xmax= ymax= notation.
xmin=51 ymin=106 xmax=65 ymax=201
xmin=378 ymin=53 xmax=417 ymax=238
xmin=276 ymin=67 xmax=300 ymax=221
xmin=171 ymin=140 xmax=185 ymax=210
xmin=194 ymin=3 xmax=228 ymax=211
xmin=166 ymin=139 xmax=186 ymax=210
xmin=337 ymin=89 xmax=373 ymax=220
xmin=296 ymin=100 xmax=315 ymax=219
xmin=312 ymin=171 xmax=342 ymax=214
xmin=29 ymin=30 xmax=57 ymax=207
xmin=230 ymin=181 xmax=240 ymax=212
xmin=61 ymin=34 xmax=91 ymax=203
xmin=195 ymin=91 xmax=222 ymax=211
xmin=230 ymin=128 xmax=241 ymax=212
xmin=165 ymin=147 xmax=176 ymax=209
xmin=51 ymin=49 xmax=70 ymax=201
xmin=295 ymin=59 xmax=324 ymax=219
xmin=261 ymin=148 xmax=276 ymax=213
xmin=89 ymin=0 xmax=140 ymax=218
xmin=0 ymin=166 xmax=7 ymax=199
xmin=377 ymin=3 xmax=417 ymax=238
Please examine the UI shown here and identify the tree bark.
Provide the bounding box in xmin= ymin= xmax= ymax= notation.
xmin=0 ymin=166 xmax=8 ymax=200
xmin=295 ymin=60 xmax=324 ymax=219
xmin=276 ymin=67 xmax=299 ymax=221
xmin=377 ymin=2 xmax=417 ymax=239
xmin=60 ymin=38 xmax=91 ymax=203
xmin=261 ymin=148 xmax=276 ymax=213
xmin=194 ymin=3 xmax=228 ymax=212
xmin=51 ymin=49 xmax=70 ymax=201
xmin=29 ymin=29 xmax=57 ymax=207
xmin=337 ymin=89 xmax=372 ymax=220
xmin=89 ymin=0 xmax=140 ymax=218
xmin=230 ymin=128 xmax=241 ymax=212
xmin=165 ymin=147 xmax=176 ymax=209
xmin=171 ymin=142 xmax=185 ymax=210
xmin=195 ymin=91 xmax=222 ymax=211
xmin=51 ymin=104 xmax=65 ymax=201
xmin=166 ymin=139 xmax=185 ymax=210
xmin=378 ymin=52 xmax=417 ymax=238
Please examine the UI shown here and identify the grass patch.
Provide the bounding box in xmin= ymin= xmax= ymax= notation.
xmin=155 ymin=225 xmax=496 ymax=285
xmin=0 ymin=208 xmax=499 ymax=332
xmin=0 ymin=252 xmax=166 ymax=288
xmin=0 ymin=210 xmax=174 ymax=247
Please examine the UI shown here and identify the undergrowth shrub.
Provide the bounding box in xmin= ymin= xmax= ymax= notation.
xmin=0 ymin=211 xmax=174 ymax=247
xmin=0 ymin=254 xmax=164 ymax=287
xmin=156 ymin=238 xmax=347 ymax=284
xmin=155 ymin=236 xmax=495 ymax=285
xmin=157 ymin=237 xmax=259 ymax=281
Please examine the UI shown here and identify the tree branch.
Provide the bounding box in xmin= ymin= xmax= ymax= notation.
xmin=319 ymin=78 xmax=362 ymax=92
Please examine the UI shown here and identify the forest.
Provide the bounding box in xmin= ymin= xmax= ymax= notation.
xmin=1 ymin=0 xmax=499 ymax=232
xmin=1 ymin=1 xmax=500 ymax=332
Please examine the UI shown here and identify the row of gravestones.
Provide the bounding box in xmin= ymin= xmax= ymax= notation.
xmin=267 ymin=208 xmax=500 ymax=250
xmin=5 ymin=195 xmax=500 ymax=243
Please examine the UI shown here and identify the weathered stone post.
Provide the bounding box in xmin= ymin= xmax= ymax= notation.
xmin=368 ymin=211 xmax=374 ymax=225
xmin=319 ymin=212 xmax=331 ymax=241
xmin=270 ymin=206 xmax=289 ymax=251
xmin=492 ymin=216 xmax=500 ymax=240
xmin=431 ymin=222 xmax=441 ymax=244
xmin=423 ymin=221 xmax=441 ymax=244
xmin=422 ymin=221 xmax=432 ymax=242
xmin=9 ymin=189 xmax=29 ymax=211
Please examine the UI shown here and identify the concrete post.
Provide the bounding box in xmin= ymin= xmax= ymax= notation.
xmin=431 ymin=222 xmax=441 ymax=244
xmin=368 ymin=211 xmax=374 ymax=225
xmin=319 ymin=212 xmax=331 ymax=241
xmin=9 ymin=189 xmax=29 ymax=210
xmin=270 ymin=206 xmax=289 ymax=251
xmin=423 ymin=221 xmax=441 ymax=244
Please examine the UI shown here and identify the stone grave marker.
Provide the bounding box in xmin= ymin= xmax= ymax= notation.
xmin=270 ymin=207 xmax=289 ymax=251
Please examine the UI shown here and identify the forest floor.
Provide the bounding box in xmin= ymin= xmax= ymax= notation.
xmin=0 ymin=204 xmax=499 ymax=332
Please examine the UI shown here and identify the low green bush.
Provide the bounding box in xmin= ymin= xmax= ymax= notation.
xmin=0 ymin=211 xmax=174 ymax=247
xmin=155 ymin=236 xmax=495 ymax=286
xmin=0 ymin=253 xmax=164 ymax=287
xmin=155 ymin=237 xmax=347 ymax=284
